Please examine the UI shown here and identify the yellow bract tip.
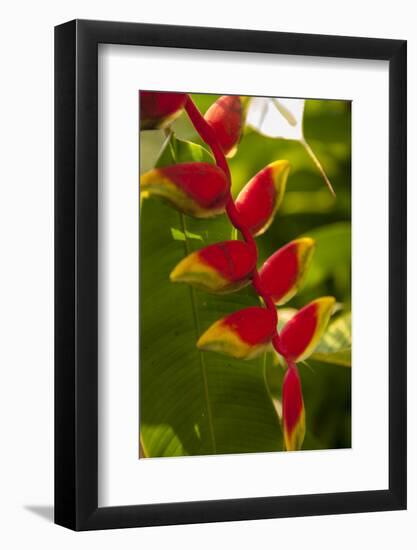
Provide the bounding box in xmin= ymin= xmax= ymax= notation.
xmin=269 ymin=160 xmax=291 ymax=215
xmin=197 ymin=320 xmax=259 ymax=360
xmin=314 ymin=296 xmax=336 ymax=312
xmin=284 ymin=407 xmax=306 ymax=451
xmin=170 ymin=253 xmax=230 ymax=293
xmin=295 ymin=237 xmax=315 ymax=249
xmin=269 ymin=160 xmax=291 ymax=185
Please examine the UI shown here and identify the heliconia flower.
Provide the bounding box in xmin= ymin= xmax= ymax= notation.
xmin=279 ymin=297 xmax=335 ymax=362
xmin=140 ymin=162 xmax=230 ymax=218
xmin=170 ymin=240 xmax=256 ymax=294
xmin=259 ymin=238 xmax=315 ymax=305
xmin=235 ymin=160 xmax=290 ymax=236
xmin=204 ymin=95 xmax=248 ymax=157
xmin=282 ymin=365 xmax=306 ymax=451
xmin=197 ymin=306 xmax=275 ymax=359
xmin=140 ymin=91 xmax=187 ymax=130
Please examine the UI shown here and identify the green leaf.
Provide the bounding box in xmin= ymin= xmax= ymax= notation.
xmin=311 ymin=312 xmax=351 ymax=367
xmin=170 ymin=227 xmax=203 ymax=242
xmin=280 ymin=190 xmax=335 ymax=215
xmin=277 ymin=307 xmax=297 ymax=332
xmin=301 ymin=222 xmax=351 ymax=299
xmin=156 ymin=132 xmax=214 ymax=168
xmin=246 ymin=98 xmax=335 ymax=196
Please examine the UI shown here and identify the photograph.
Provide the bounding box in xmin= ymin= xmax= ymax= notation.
xmin=0 ymin=0 xmax=410 ymax=544
xmin=139 ymin=91 xmax=352 ymax=458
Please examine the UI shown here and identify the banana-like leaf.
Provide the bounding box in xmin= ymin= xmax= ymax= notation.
xmin=301 ymin=222 xmax=351 ymax=299
xmin=140 ymin=133 xmax=282 ymax=457
xmin=311 ymin=312 xmax=351 ymax=367
xmin=246 ymin=97 xmax=335 ymax=196
xmin=156 ymin=132 xmax=214 ymax=167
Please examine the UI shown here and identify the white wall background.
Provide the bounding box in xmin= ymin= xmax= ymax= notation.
xmin=0 ymin=1 xmax=415 ymax=547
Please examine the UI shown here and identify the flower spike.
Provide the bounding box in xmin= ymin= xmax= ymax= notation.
xmin=140 ymin=91 xmax=187 ymax=130
xmin=170 ymin=240 xmax=256 ymax=294
xmin=148 ymin=94 xmax=341 ymax=453
xmin=140 ymin=162 xmax=230 ymax=218
xmin=235 ymin=160 xmax=290 ymax=236
xmin=197 ymin=307 xmax=275 ymax=359
xmin=282 ymin=365 xmax=306 ymax=451
xmin=204 ymin=95 xmax=248 ymax=157
xmin=259 ymin=238 xmax=315 ymax=305
xmin=279 ymin=297 xmax=335 ymax=362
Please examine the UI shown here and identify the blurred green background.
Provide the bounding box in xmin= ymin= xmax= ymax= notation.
xmin=140 ymin=95 xmax=351 ymax=456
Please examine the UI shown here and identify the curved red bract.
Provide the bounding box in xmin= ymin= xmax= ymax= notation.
xmin=280 ymin=302 xmax=318 ymax=360
xmin=160 ymin=163 xmax=230 ymax=209
xmin=282 ymin=366 xmax=304 ymax=436
xmin=140 ymin=91 xmax=187 ymax=129
xmin=259 ymin=241 xmax=299 ymax=302
xmin=199 ymin=241 xmax=256 ymax=283
xmin=222 ymin=306 xmax=276 ymax=345
xmin=204 ymin=95 xmax=244 ymax=156
xmin=235 ymin=166 xmax=276 ymax=235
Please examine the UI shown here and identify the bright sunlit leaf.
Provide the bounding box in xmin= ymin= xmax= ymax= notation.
xmin=311 ymin=312 xmax=351 ymax=367
xmin=247 ymin=97 xmax=305 ymax=140
xmin=246 ymin=97 xmax=335 ymax=196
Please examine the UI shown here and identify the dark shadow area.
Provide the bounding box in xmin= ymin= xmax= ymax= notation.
xmin=24 ymin=505 xmax=54 ymax=523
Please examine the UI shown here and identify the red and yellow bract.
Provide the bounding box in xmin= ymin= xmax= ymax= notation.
xmin=197 ymin=306 xmax=276 ymax=359
xmin=282 ymin=365 xmax=306 ymax=451
xmin=279 ymin=297 xmax=335 ymax=362
xmin=204 ymin=95 xmax=247 ymax=157
xmin=170 ymin=240 xmax=256 ymax=293
xmin=140 ymin=91 xmax=187 ymax=130
xmin=235 ymin=160 xmax=290 ymax=236
xmin=259 ymin=238 xmax=315 ymax=304
xmin=140 ymin=162 xmax=230 ymax=218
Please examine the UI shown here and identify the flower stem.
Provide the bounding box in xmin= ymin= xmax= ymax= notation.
xmin=300 ymin=137 xmax=336 ymax=198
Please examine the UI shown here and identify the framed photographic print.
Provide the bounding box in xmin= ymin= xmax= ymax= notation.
xmin=55 ymin=19 xmax=407 ymax=530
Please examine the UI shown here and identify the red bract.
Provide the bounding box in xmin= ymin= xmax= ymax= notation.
xmin=204 ymin=95 xmax=247 ymax=157
xmin=197 ymin=306 xmax=275 ymax=359
xmin=279 ymin=297 xmax=335 ymax=362
xmin=259 ymin=238 xmax=315 ymax=304
xmin=235 ymin=160 xmax=290 ymax=236
xmin=140 ymin=162 xmax=230 ymax=218
xmin=282 ymin=365 xmax=306 ymax=451
xmin=170 ymin=240 xmax=256 ymax=294
xmin=140 ymin=91 xmax=187 ymax=130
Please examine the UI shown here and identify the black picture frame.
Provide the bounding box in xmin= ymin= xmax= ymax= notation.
xmin=55 ymin=19 xmax=407 ymax=531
